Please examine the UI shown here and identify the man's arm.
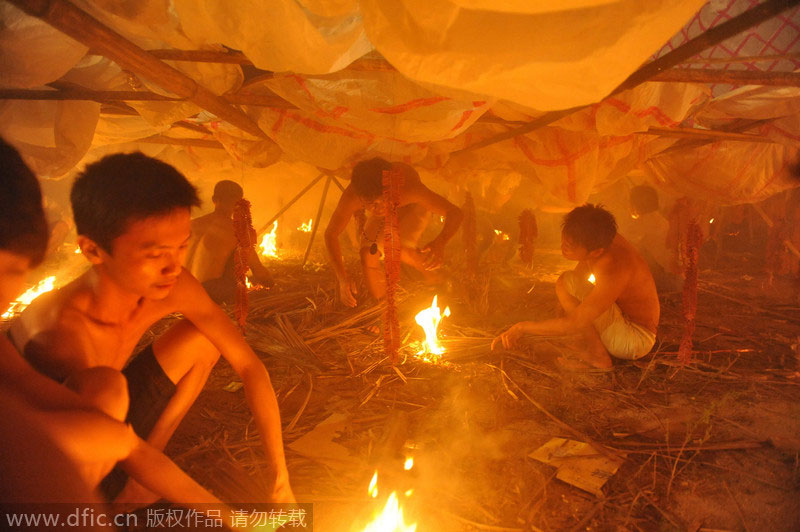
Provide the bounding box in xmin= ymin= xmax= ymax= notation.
xmin=246 ymin=247 xmax=274 ymax=288
xmin=175 ymin=271 xmax=293 ymax=502
xmin=406 ymin=182 xmax=463 ymax=269
xmin=324 ymin=188 xmax=360 ymax=307
xmin=493 ymin=262 xmax=630 ymax=350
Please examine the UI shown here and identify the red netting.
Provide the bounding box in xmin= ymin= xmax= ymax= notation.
xmin=381 ymin=168 xmax=403 ymax=364
xmin=653 ymin=0 xmax=800 ymax=97
xmin=232 ymin=199 xmax=256 ymax=332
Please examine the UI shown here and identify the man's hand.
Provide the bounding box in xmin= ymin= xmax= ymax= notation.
xmin=420 ymin=240 xmax=445 ymax=270
xmin=338 ymin=276 xmax=358 ymax=308
xmin=491 ymin=323 xmax=525 ymax=351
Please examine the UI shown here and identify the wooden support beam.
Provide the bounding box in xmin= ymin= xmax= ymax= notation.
xmin=651 ymin=68 xmax=800 ymax=87
xmin=8 ymin=0 xmax=267 ymax=139
xmin=138 ymin=135 xmax=224 ymax=149
xmin=641 ymin=126 xmax=776 ymax=143
xmin=455 ymin=0 xmax=799 ymax=155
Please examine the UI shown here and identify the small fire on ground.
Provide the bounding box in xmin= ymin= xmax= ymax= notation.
xmin=298 ymin=218 xmax=313 ymax=233
xmin=3 ymin=276 xmax=56 ymax=319
xmin=359 ymin=470 xmax=416 ymax=532
xmin=259 ymin=221 xmax=279 ymax=258
xmin=588 ymin=273 xmax=596 ymax=285
xmin=414 ymin=295 xmax=450 ymax=362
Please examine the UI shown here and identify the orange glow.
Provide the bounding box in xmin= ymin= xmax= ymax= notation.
xmin=3 ymin=276 xmax=56 ymax=319
xmin=709 ymin=218 xmax=715 ymax=224
xmin=73 ymin=246 xmax=81 ymax=254
xmin=259 ymin=221 xmax=279 ymax=258
xmin=403 ymin=457 xmax=414 ymax=471
xmin=493 ymin=229 xmax=510 ymax=241
xmin=245 ymin=277 xmax=253 ymax=290
xmin=298 ymin=218 xmax=313 ymax=233
xmin=588 ymin=273 xmax=596 ymax=285
xmin=414 ymin=295 xmax=450 ymax=359
xmin=630 ymin=213 xmax=640 ymax=220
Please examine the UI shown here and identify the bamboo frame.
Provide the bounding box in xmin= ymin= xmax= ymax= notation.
xmin=454 ymin=0 xmax=799 ymax=155
xmin=651 ymin=68 xmax=800 ymax=87
xmin=8 ymin=0 xmax=267 ymax=139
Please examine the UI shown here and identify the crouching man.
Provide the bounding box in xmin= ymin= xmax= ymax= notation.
xmin=9 ymin=153 xmax=294 ymax=503
xmin=492 ymin=204 xmax=659 ymax=371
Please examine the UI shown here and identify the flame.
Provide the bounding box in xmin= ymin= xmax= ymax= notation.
xmin=709 ymin=218 xmax=715 ymax=224
xmin=403 ymin=457 xmax=414 ymax=471
xmin=245 ymin=277 xmax=253 ymax=290
xmin=259 ymin=221 xmax=279 ymax=258
xmin=74 ymin=246 xmax=81 ymax=254
xmin=361 ymin=471 xmax=416 ymax=532
xmin=493 ymin=229 xmax=510 ymax=241
xmin=414 ymin=295 xmax=450 ymax=358
xmin=368 ymin=472 xmax=379 ymax=499
xmin=297 ymin=218 xmax=313 ymax=233
xmin=587 ymin=273 xmax=596 ymax=285
xmin=2 ymin=276 xmax=56 ymax=319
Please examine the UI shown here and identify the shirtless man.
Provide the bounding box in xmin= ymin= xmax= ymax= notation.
xmin=325 ymin=158 xmax=463 ymax=307
xmin=9 ymin=153 xmax=294 ymax=504
xmin=492 ymin=204 xmax=660 ymax=371
xmin=186 ymin=180 xmax=273 ymax=304
xmin=0 ymin=142 xmax=267 ymax=529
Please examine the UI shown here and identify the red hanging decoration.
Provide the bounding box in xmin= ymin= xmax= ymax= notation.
xmin=232 ymin=198 xmax=256 ymax=332
xmin=462 ymin=192 xmax=477 ymax=277
xmin=382 ymin=168 xmax=403 ymax=364
xmin=518 ymin=209 xmax=538 ymax=267
xmin=678 ymin=219 xmax=702 ymax=365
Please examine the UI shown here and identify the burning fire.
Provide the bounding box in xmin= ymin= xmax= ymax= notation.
xmin=404 ymin=457 xmax=414 ymax=471
xmin=493 ymin=229 xmax=510 ymax=241
xmin=587 ymin=273 xmax=596 ymax=285
xmin=360 ymin=471 xmax=416 ymax=532
xmin=259 ymin=221 xmax=278 ymax=258
xmin=74 ymin=246 xmax=81 ymax=254
xmin=414 ymin=295 xmax=450 ymax=358
xmin=3 ymin=276 xmax=56 ymax=319
xmin=298 ymin=218 xmax=313 ymax=233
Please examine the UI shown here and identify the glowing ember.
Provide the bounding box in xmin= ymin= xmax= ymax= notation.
xmin=259 ymin=221 xmax=279 ymax=258
xmin=297 ymin=218 xmax=313 ymax=233
xmin=403 ymin=457 xmax=414 ymax=471
xmin=587 ymin=273 xmax=596 ymax=285
xmin=368 ymin=472 xmax=379 ymax=499
xmin=709 ymin=218 xmax=715 ymax=224
xmin=630 ymin=213 xmax=640 ymax=220
xmin=493 ymin=229 xmax=510 ymax=241
xmin=73 ymin=246 xmax=81 ymax=254
xmin=404 ymin=489 xmax=414 ymax=497
xmin=415 ymin=295 xmax=450 ymax=358
xmin=3 ymin=276 xmax=56 ymax=319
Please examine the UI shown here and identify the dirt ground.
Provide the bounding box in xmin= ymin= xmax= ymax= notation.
xmin=163 ymin=247 xmax=800 ymax=532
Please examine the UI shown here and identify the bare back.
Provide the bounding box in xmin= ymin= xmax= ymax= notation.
xmin=593 ymin=234 xmax=660 ymax=333
xmin=185 ymin=213 xmax=237 ymax=283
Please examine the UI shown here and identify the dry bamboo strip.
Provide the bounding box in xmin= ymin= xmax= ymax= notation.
xmin=651 ymin=68 xmax=800 ymax=87
xmin=9 ymin=0 xmax=266 ymax=139
xmin=285 ymin=373 xmax=313 ymax=432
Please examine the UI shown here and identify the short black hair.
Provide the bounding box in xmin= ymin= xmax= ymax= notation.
xmin=630 ymin=185 xmax=659 ymax=214
xmin=71 ymin=153 xmax=200 ymax=252
xmin=212 ymin=180 xmax=243 ymax=203
xmin=0 ymin=138 xmax=48 ymax=267
xmin=562 ymin=204 xmax=617 ymax=251
xmin=351 ymin=157 xmax=393 ymax=200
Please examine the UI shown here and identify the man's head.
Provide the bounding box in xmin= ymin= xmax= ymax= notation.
xmin=630 ymin=185 xmax=659 ymax=217
xmin=0 ymin=138 xmax=49 ymax=309
xmin=351 ymin=157 xmax=393 ymax=202
xmin=71 ymin=153 xmax=200 ymax=299
xmin=211 ymin=180 xmax=244 ymax=216
xmin=561 ymin=204 xmax=617 ymax=260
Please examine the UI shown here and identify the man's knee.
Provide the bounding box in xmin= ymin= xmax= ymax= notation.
xmin=156 ymin=320 xmax=220 ymax=377
xmin=65 ymin=367 xmax=129 ymax=421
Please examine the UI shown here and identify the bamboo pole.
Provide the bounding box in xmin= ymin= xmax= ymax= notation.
xmin=8 ymin=0 xmax=267 ymax=139
xmin=680 ymin=52 xmax=800 ymax=65
xmin=145 ymin=48 xmax=252 ymax=65
xmin=640 ymin=126 xmax=776 ymax=143
xmin=257 ymin=173 xmax=326 ymax=234
xmin=454 ymin=0 xmax=799 ymax=155
xmin=302 ymin=175 xmax=332 ymax=266
xmin=651 ymin=68 xmax=800 ymax=87
xmin=138 ymin=135 xmax=224 ymax=149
